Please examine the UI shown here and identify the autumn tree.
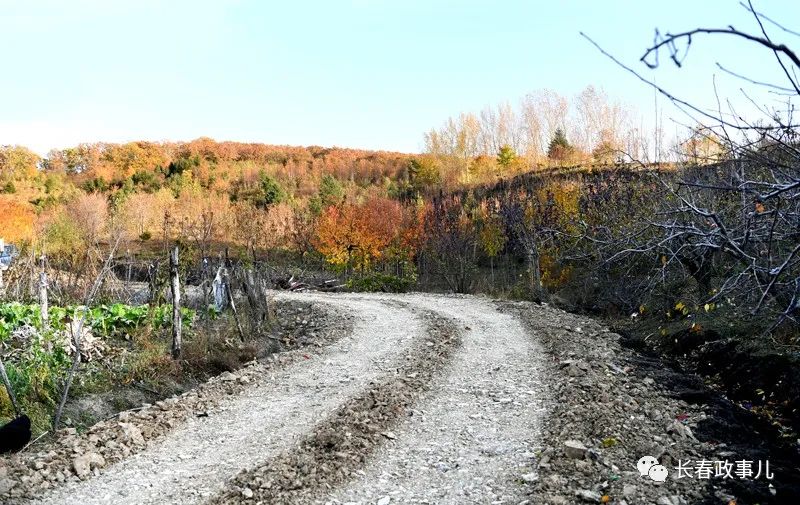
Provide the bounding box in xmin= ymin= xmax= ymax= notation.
xmin=408 ymin=156 xmax=441 ymax=192
xmin=468 ymin=155 xmax=498 ymax=183
xmin=315 ymin=201 xmax=386 ymax=273
xmin=679 ymin=126 xmax=729 ymax=165
xmin=0 ymin=146 xmax=39 ymax=182
xmin=0 ymin=197 xmax=35 ymax=243
xmin=116 ymin=189 xmax=175 ymax=240
xmin=592 ymin=128 xmax=622 ymax=164
xmin=423 ymin=196 xmax=479 ymax=293
xmin=573 ymin=85 xmax=630 ymax=156
xmin=66 ymin=193 xmax=109 ymax=245
xmin=425 ymin=86 xmax=645 ymax=171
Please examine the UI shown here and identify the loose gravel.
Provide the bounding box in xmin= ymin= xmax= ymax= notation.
xmin=3 ymin=292 xmax=737 ymax=505
xmin=19 ymin=294 xmax=424 ymax=505
xmin=211 ymin=306 xmax=460 ymax=504
xmin=503 ymin=300 xmax=718 ymax=505
xmin=326 ymin=294 xmax=548 ymax=505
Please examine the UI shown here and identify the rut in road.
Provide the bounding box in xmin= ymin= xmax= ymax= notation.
xmin=32 ymin=294 xmax=426 ymax=505
xmin=328 ymin=294 xmax=546 ymax=504
xmin=29 ymin=292 xmax=546 ymax=505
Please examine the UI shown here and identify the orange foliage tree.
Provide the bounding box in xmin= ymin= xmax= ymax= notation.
xmin=314 ymin=197 xmax=416 ymax=273
xmin=0 ymin=197 xmax=35 ymax=242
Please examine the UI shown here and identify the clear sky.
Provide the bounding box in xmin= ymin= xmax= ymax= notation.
xmin=0 ymin=0 xmax=797 ymax=155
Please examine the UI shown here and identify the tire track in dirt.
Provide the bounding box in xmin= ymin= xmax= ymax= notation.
xmin=30 ymin=293 xmax=427 ymax=505
xmin=209 ymin=301 xmax=461 ymax=504
xmin=326 ymin=294 xmax=546 ymax=504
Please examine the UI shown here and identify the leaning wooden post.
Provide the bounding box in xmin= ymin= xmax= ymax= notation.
xmin=39 ymin=255 xmax=48 ymax=331
xmin=169 ymin=246 xmax=182 ymax=359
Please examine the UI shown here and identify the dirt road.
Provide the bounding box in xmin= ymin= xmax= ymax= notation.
xmin=10 ymin=291 xmax=736 ymax=504
xmin=28 ymin=292 xmax=547 ymax=505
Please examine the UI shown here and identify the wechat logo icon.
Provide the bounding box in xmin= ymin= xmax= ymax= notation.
xmin=638 ymin=456 xmax=668 ymax=482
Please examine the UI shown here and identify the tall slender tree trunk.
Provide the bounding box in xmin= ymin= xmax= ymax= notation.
xmin=225 ymin=270 xmax=246 ymax=342
xmin=527 ymin=246 xmax=545 ymax=302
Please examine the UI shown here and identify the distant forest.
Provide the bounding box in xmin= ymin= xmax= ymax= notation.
xmin=0 ymin=83 xmax=795 ymax=339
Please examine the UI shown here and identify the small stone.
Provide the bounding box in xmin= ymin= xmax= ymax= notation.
xmin=72 ymin=452 xmax=105 ymax=480
xmin=520 ymin=472 xmax=538 ymax=483
xmin=0 ymin=477 xmax=16 ymax=494
xmin=575 ymin=489 xmax=602 ymax=502
xmin=119 ymin=423 xmax=145 ymax=446
xmin=377 ymin=497 xmax=391 ymax=505
xmin=622 ymin=484 xmax=636 ymax=498
xmin=563 ymin=440 xmax=588 ymax=459
xmin=566 ymin=364 xmax=585 ymax=377
xmin=241 ymin=487 xmax=254 ymax=498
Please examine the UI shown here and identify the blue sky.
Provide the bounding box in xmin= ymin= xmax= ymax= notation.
xmin=0 ymin=0 xmax=797 ymax=154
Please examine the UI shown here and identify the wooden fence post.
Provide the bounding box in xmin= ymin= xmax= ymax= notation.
xmin=170 ymin=246 xmax=182 ymax=359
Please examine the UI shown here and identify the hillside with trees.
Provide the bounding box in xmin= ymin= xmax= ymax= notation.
xmin=0 ymin=2 xmax=798 ymax=503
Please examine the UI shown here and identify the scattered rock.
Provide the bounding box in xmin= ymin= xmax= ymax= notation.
xmin=563 ymin=440 xmax=588 ymax=459
xmin=575 ymin=489 xmax=602 ymax=502
xmin=119 ymin=423 xmax=145 ymax=446
xmin=511 ymin=302 xmax=718 ymax=505
xmin=0 ymin=477 xmax=16 ymax=494
xmin=622 ymin=484 xmax=637 ymax=498
xmin=72 ymin=453 xmax=105 ymax=480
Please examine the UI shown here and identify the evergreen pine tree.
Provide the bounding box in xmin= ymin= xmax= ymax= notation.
xmin=547 ymin=128 xmax=572 ymax=161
